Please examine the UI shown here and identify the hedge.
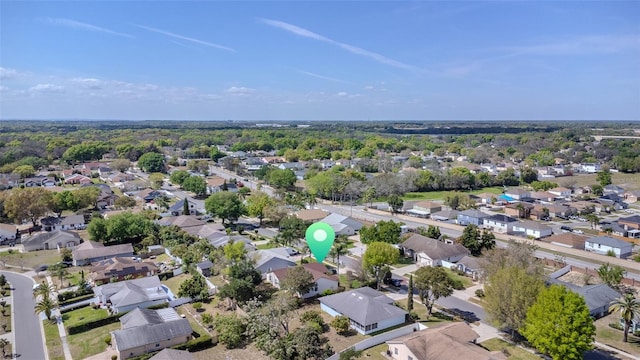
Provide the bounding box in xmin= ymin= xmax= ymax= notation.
xmin=67 ymin=313 xmax=125 ymax=335
xmin=59 ymin=294 xmax=95 ymax=307
xmin=58 ymin=288 xmax=93 ymax=302
xmin=172 ymin=335 xmax=216 ymax=352
xmin=157 ymin=272 xmax=174 ymax=281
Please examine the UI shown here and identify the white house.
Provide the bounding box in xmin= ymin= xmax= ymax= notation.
xmin=511 ymin=220 xmax=553 ymax=239
xmin=483 ymin=214 xmax=518 ymax=233
xmin=92 ymin=276 xmax=169 ymax=313
xmin=267 ymin=263 xmax=338 ymax=298
xmin=584 ymin=236 xmax=633 ymax=259
xmin=581 ymin=163 xmax=601 ymax=173
xmin=548 ymin=187 xmax=572 ymax=198
xmin=59 ymin=214 xmax=86 ymax=230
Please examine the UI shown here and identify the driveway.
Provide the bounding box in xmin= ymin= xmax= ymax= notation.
xmin=1 ymin=271 xmax=46 ymax=360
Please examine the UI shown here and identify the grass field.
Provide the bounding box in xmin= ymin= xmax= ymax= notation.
xmin=62 ymin=306 xmax=109 ymax=328
xmin=66 ymin=322 xmax=120 ymax=359
xmin=480 ymin=338 xmax=542 ymax=359
xmin=555 ymin=173 xmax=640 ymax=190
xmin=402 ymin=186 xmax=504 ymax=201
xmin=0 ymin=249 xmax=61 ymax=270
xmin=43 ymin=320 xmax=65 ymax=360
xmin=594 ymin=316 xmax=640 ymax=357
xmin=395 ymin=298 xmax=454 ymax=324
xmin=162 ymin=273 xmax=190 ymax=296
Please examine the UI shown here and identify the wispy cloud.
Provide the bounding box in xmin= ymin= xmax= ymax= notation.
xmin=296 ymin=69 xmax=351 ymax=84
xmin=0 ymin=67 xmax=19 ymax=80
xmin=29 ymin=83 xmax=64 ymax=93
xmin=260 ymin=18 xmax=422 ymax=72
xmin=136 ymin=24 xmax=235 ymax=52
xmin=498 ymin=34 xmax=640 ymax=56
xmin=43 ymin=18 xmax=133 ymax=38
xmin=225 ymin=86 xmax=255 ymax=96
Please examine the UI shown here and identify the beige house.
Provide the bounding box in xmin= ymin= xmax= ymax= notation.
xmin=387 ymin=322 xmax=507 ymax=360
xmin=112 ymin=307 xmax=192 ymax=359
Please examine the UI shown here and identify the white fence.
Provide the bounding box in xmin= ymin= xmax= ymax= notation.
xmin=326 ymin=323 xmax=426 ymax=360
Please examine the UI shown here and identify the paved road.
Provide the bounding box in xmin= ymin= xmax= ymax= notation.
xmin=1 ymin=271 xmax=46 ymax=360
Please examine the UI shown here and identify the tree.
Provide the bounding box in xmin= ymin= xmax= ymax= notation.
xmin=110 ymin=158 xmax=131 ymax=172
xmin=414 ymin=266 xmax=455 ymax=316
xmin=218 ymin=260 xmax=262 ymax=308
xmin=268 ymin=168 xmax=297 ymax=189
xmin=183 ymin=198 xmax=190 ymax=215
xmin=13 ymin=164 xmax=35 ymax=178
xmin=331 ymin=315 xmax=350 ymax=335
xmin=276 ymin=216 xmax=307 ymax=248
xmin=281 ymin=266 xmax=315 ymax=296
xmin=426 ymin=225 xmax=441 ymax=239
xmin=362 ymin=187 xmax=376 ymax=208
xmin=246 ymin=191 xmax=274 ymax=226
xmin=60 ymin=247 xmax=73 ymax=262
xmin=339 ymin=347 xmax=363 ymax=360
xmin=484 ymin=265 xmax=544 ymax=336
xmin=210 ymin=146 xmax=227 ymax=161
xmin=521 ymin=284 xmax=595 ymax=359
xmin=387 ymin=194 xmax=404 ymax=215
xmin=169 ymin=170 xmax=190 ymax=187
xmin=4 ymin=187 xmax=54 ymax=226
xmin=148 ymin=172 xmax=165 ymax=189
xmin=609 ymin=293 xmax=640 ymax=343
xmin=205 ymin=191 xmax=246 ymax=225
xmin=520 ymin=167 xmax=538 ymax=184
xmin=137 ymin=152 xmax=165 ymax=173
xmin=597 ymin=263 xmax=625 ymax=290
xmin=49 ymin=263 xmax=68 ymax=287
xmin=359 ymin=220 xmax=402 ymax=244
xmin=177 ymin=273 xmax=209 ymax=300
xmin=596 ymin=168 xmax=612 ymax=187
xmin=328 ymin=235 xmax=349 ymax=286
xmin=362 ymin=242 xmax=399 ymax=290
xmin=114 ymin=195 xmax=136 ymax=209
xmin=407 ymin=274 xmax=414 ymax=313
xmin=458 ymin=225 xmax=495 ymax=256
xmin=34 ymin=292 xmax=57 ymax=320
xmin=223 ymin=240 xmax=246 ymax=264
xmin=480 ymin=240 xmax=542 ymax=281
xmin=214 ymin=313 xmax=246 ymax=348
xmin=182 ymin=176 xmax=207 ymax=197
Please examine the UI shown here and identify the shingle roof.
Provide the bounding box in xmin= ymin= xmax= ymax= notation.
xmin=59 ymin=214 xmax=85 ymax=226
xmin=93 ymin=276 xmax=167 ymax=308
xmin=587 ymin=236 xmax=632 ymax=249
xmin=485 ymin=214 xmax=518 ymax=223
xmin=149 ymin=348 xmax=193 ymax=360
xmin=402 ymin=234 xmax=469 ymax=259
xmin=458 ymin=209 xmax=490 ymax=219
xmin=73 ymin=242 xmax=134 ymax=261
xmin=272 ymin=263 xmax=338 ymax=284
xmin=90 ymin=257 xmax=157 ymax=280
xmin=22 ymin=230 xmax=81 ymax=248
xmin=320 ymin=287 xmax=407 ymax=326
xmin=113 ymin=308 xmax=192 ymax=351
xmin=157 ymin=215 xmax=205 ymax=229
xmin=546 ymin=233 xmax=587 ymax=248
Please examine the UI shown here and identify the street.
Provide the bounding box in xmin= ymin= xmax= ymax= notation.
xmin=1 ymin=271 xmax=46 ymax=360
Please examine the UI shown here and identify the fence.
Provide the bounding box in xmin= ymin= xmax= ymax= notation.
xmin=326 ymin=323 xmax=426 ymax=360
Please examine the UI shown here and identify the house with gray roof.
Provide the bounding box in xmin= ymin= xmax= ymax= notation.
xmin=584 ymin=236 xmax=633 ymax=259
xmin=401 ymin=233 xmax=469 ymax=267
xmin=457 ymin=209 xmax=490 ymax=226
xmin=250 ymin=248 xmax=296 ymax=276
xmin=321 ymin=213 xmax=363 ymax=236
xmin=149 ymin=348 xmax=193 ymax=360
xmin=112 ymin=307 xmax=192 ymax=360
xmin=431 ymin=209 xmax=459 ymax=222
xmin=483 ymin=214 xmax=518 ymax=233
xmin=320 ymin=287 xmax=408 ymax=335
xmin=22 ymin=230 xmax=82 ymax=252
xmin=93 ymin=275 xmax=169 ymax=313
xmin=196 ymin=260 xmax=213 ymax=277
xmin=511 ymin=220 xmax=553 ymax=239
xmin=59 ymin=214 xmax=86 ymax=230
xmin=72 ymin=240 xmax=134 ymax=266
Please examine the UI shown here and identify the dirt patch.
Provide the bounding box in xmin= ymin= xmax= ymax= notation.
xmin=557 ymin=270 xmax=603 ymax=287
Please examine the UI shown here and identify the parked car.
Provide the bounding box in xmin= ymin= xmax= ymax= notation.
xmin=560 ymin=226 xmax=572 ymax=233
xmin=35 ymin=264 xmax=48 ymax=272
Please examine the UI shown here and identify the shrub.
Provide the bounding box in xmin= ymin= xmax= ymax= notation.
xmin=59 ymin=294 xmax=95 ymax=307
xmin=409 ymin=311 xmax=419 ymax=321
xmin=450 ymin=278 xmax=464 ymax=290
xmin=192 ymin=302 xmax=203 ymax=312
xmin=475 ymin=289 xmax=485 ymax=298
xmin=111 ymin=355 xmax=117 ymax=360
xmin=606 ymin=249 xmax=616 ymax=257
xmin=321 ymin=289 xmax=337 ymax=296
xmin=300 ymin=310 xmax=324 ymax=326
xmin=104 ymin=335 xmax=112 ymax=346
xmin=634 ymin=254 xmax=640 ymax=263
xmin=608 ymin=322 xmax=623 ymax=331
xmin=173 ymin=335 xmax=215 ymax=352
xmin=157 ymin=272 xmax=174 ymax=281
xmin=331 ymin=315 xmax=350 ymax=335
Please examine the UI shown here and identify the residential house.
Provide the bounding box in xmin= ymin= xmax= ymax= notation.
xmin=504 ymin=202 xmax=534 ymax=219
xmin=24 ymin=176 xmax=56 ymax=187
xmin=600 ymin=221 xmax=627 ymax=237
xmin=135 ymin=189 xmax=166 ymax=203
xmin=386 ymin=322 xmax=507 ymax=360
xmin=482 ymin=214 xmax=518 ymax=233
xmin=267 ymin=263 xmax=338 ymax=298
xmin=93 ymin=276 xmax=169 ymax=313
xmin=532 ymin=203 xmax=573 ymax=219
xmin=618 ymin=215 xmax=640 ymax=231
xmin=584 ymin=236 xmax=633 ymax=259
xmin=108 ymin=172 xmax=134 ymax=186
xmin=504 ymin=188 xmax=531 ymax=200
xmin=546 ymin=233 xmax=587 ymax=250
xmin=548 ymin=187 xmax=572 ymax=198
xmin=169 ymin=198 xmax=198 ymax=216
xmin=603 ymin=185 xmax=626 ymax=196
xmin=430 ymin=209 xmax=459 ymax=222
xmin=530 ymin=191 xmax=558 ymax=203
xmin=148 ymin=349 xmax=193 ymax=360
xmin=321 ymin=213 xmax=363 ymax=236
xmin=209 ymin=235 xmax=254 ymax=251
xmin=623 ymin=190 xmax=640 ymax=203
xmin=64 ymin=174 xmax=92 ymax=185
xmin=205 ymin=176 xmax=227 ymax=194
xmin=41 ymin=216 xmax=62 ymax=232
xmin=157 ymin=215 xmax=205 ymax=231
xmin=401 ymin=234 xmax=469 ymax=267
xmin=457 ymin=209 xmax=490 ymax=226
xmin=242 ymin=157 xmax=265 ymax=171
xmin=278 ymin=162 xmax=305 ymax=171
xmin=407 ymin=201 xmax=441 ymax=218
xmin=320 ymin=287 xmax=408 ymax=335
xmin=90 ymin=257 xmax=158 ymax=285
xmin=196 ymin=260 xmax=213 ymax=277
xmin=22 ymin=230 xmax=81 ymax=251
xmin=581 ymin=163 xmax=601 ymax=173
xmin=295 ymin=209 xmax=330 ymax=223
xmin=111 ymin=307 xmax=192 ymax=360
xmin=250 ymin=248 xmax=296 ymax=276
xmin=473 ymin=192 xmax=499 ymax=206
xmin=455 ymin=255 xmax=482 ymax=280
xmin=511 ymin=220 xmax=553 ymax=239
xmin=73 ymin=240 xmax=135 ymax=266
xmin=548 ymin=276 xmax=621 ymax=319
xmin=59 ymin=214 xmax=86 ymax=230
xmin=569 ymin=200 xmax=596 ymax=215
xmin=0 ymin=224 xmax=17 ymax=243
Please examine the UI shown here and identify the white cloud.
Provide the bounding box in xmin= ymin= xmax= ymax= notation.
xmin=0 ymin=67 xmax=18 ymax=80
xmin=43 ymin=18 xmax=133 ymax=38
xmin=497 ymin=34 xmax=640 ymax=56
xmin=225 ymin=86 xmax=255 ymax=95
xmin=72 ymin=78 xmax=103 ymax=89
xmin=336 ymin=91 xmax=348 ymax=97
xmin=29 ymin=83 xmax=64 ymax=93
xmin=260 ymin=18 xmax=422 ymax=72
xmin=136 ymin=24 xmax=235 ymax=52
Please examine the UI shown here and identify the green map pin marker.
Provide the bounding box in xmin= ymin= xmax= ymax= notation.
xmin=305 ymin=222 xmax=335 ymax=263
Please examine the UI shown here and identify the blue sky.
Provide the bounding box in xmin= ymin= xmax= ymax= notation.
xmin=1 ymin=1 xmax=639 ymax=121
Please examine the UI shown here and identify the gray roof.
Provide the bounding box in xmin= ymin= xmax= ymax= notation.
xmin=250 ymin=250 xmax=296 ymax=273
xmin=431 ymin=209 xmax=459 ymax=220
xmin=587 ymin=236 xmax=633 ymax=249
xmin=93 ymin=276 xmax=168 ymax=308
xmin=485 ymin=214 xmax=518 ymax=223
xmin=73 ymin=242 xmax=134 ymax=261
xmin=457 ymin=255 xmax=481 ymax=270
xmin=120 ymin=308 xmax=182 ymax=328
xmin=209 ymin=235 xmax=254 ymax=249
xmin=149 ymin=348 xmax=193 ymax=360
xmin=22 ymin=230 xmax=81 ymax=247
xmin=196 ymin=260 xmax=213 ymax=270
xmin=113 ymin=309 xmax=192 ymax=351
xmin=320 ymin=287 xmax=407 ymax=326
xmin=457 ymin=209 xmax=490 ymax=219
xmin=402 ymin=234 xmax=469 ymax=260
xmin=321 ymin=213 xmax=363 ymax=231
xmin=59 ymin=214 xmax=85 ymax=226
xmin=574 ymin=284 xmax=620 ymax=314
xmin=513 ymin=220 xmax=552 ymax=231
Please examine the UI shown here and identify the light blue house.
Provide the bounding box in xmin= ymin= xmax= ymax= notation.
xmin=319 ymin=287 xmax=407 ymax=335
xmin=457 ymin=209 xmax=490 ymax=226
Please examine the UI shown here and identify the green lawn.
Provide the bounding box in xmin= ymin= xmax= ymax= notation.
xmin=360 ymin=343 xmax=389 ymax=360
xmin=480 ymin=338 xmax=542 ymax=360
xmin=595 ymin=317 xmax=640 ymax=357
xmin=338 ymin=274 xmax=364 ymax=289
xmin=442 ymin=268 xmax=475 ymax=289
xmin=402 ymin=187 xmax=504 ymax=201
xmin=66 ymin=322 xmax=120 ymax=359
xmin=162 ymin=273 xmax=190 ymax=296
xmin=62 ymin=306 xmax=109 ymax=328
xmin=0 ymin=249 xmax=61 ymax=270
xmin=176 ymin=306 xmax=209 ymax=337
xmin=43 ymin=320 xmax=65 ymax=360
xmin=395 ymin=298 xmax=453 ymax=324
xmin=256 ymin=242 xmax=277 ymax=250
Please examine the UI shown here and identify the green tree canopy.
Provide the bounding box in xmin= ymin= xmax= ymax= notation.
xmin=359 ymin=220 xmax=403 ymax=244
xmin=182 ymin=175 xmax=207 ymax=197
xmin=609 ymin=294 xmax=640 ymax=343
xmin=521 ymin=284 xmax=595 ymax=359
xmin=246 ymin=191 xmax=274 ymax=226
xmin=280 ymin=266 xmax=315 ymax=296
xmin=137 ymin=152 xmax=165 ymax=173
xmin=414 ymin=266 xmax=456 ymax=316
xmin=169 ymin=170 xmax=191 ymax=187
xmin=4 ymin=187 xmax=54 ymax=226
xmin=458 ymin=224 xmax=495 ymax=256
xmin=363 ymin=242 xmax=399 ymax=289
xmin=597 ymin=263 xmax=625 ymax=290
xmin=205 ymin=191 xmax=246 ymax=224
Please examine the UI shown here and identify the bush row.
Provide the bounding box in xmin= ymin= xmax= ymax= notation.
xmin=172 ymin=335 xmax=216 ymax=352
xmin=67 ymin=313 xmax=124 ymax=335
xmin=59 ymin=294 xmax=95 ymax=307
xmin=58 ymin=287 xmax=93 ymax=302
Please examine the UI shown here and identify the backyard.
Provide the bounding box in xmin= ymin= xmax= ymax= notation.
xmin=480 ymin=338 xmax=542 ymax=360
xmin=66 ymin=322 xmax=120 ymax=359
xmin=594 ymin=316 xmax=640 ymax=358
xmin=0 ymin=249 xmax=61 ymax=271
xmin=402 ymin=187 xmax=504 ymax=201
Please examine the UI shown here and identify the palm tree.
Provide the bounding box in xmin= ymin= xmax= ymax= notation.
xmin=329 ymin=235 xmax=350 ymax=286
xmin=33 ymin=282 xmax=55 ymax=299
xmin=49 ymin=264 xmax=68 ymax=288
xmin=34 ymin=294 xmax=57 ymax=320
xmin=610 ymin=293 xmax=640 ymax=342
